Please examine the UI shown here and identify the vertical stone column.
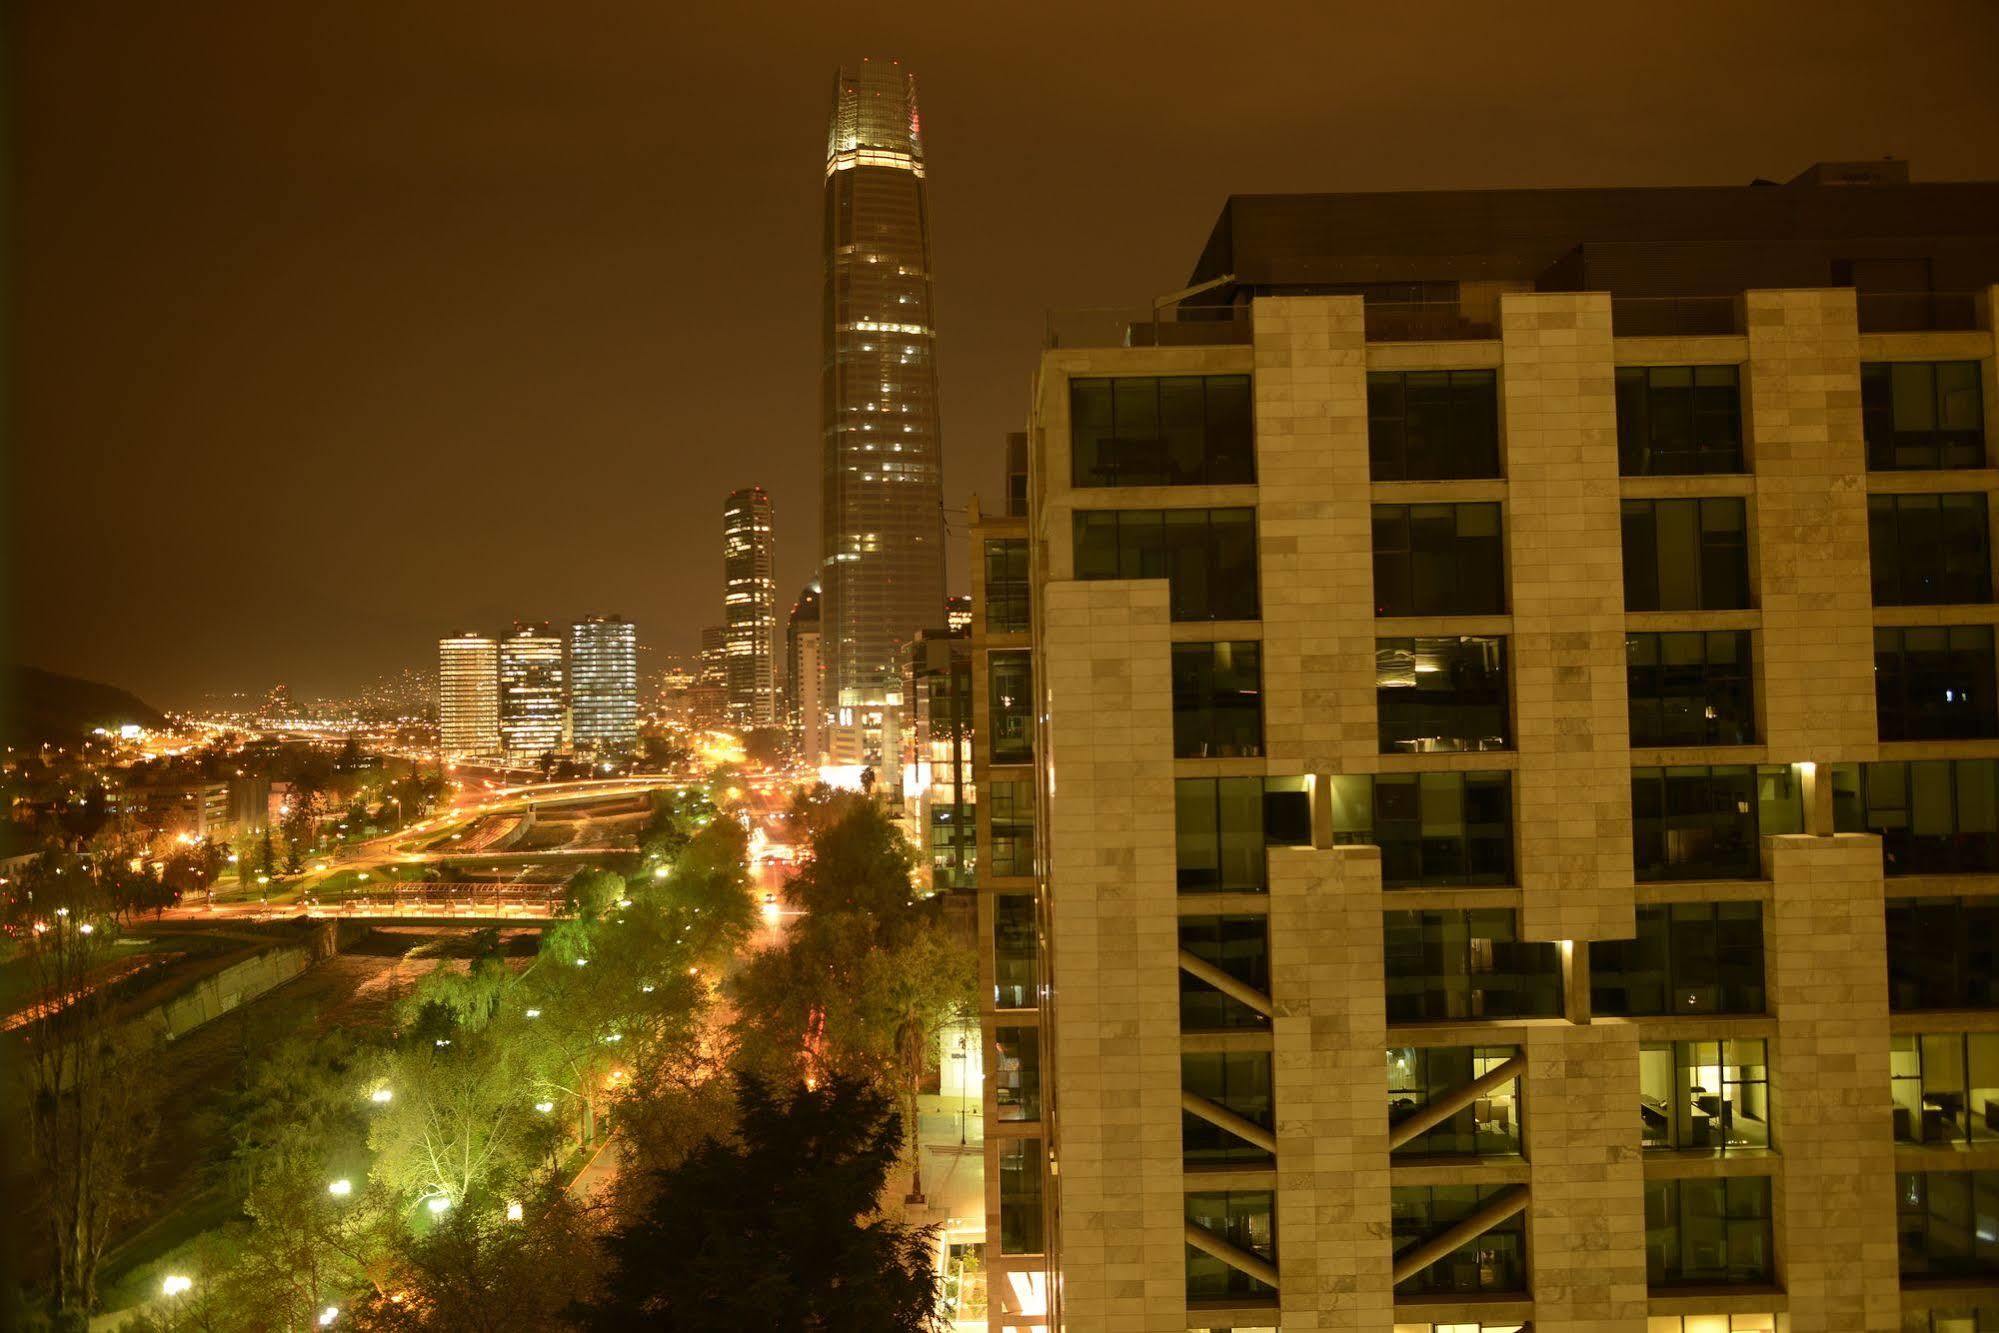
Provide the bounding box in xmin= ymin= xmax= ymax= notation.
xmin=1766 ymin=833 xmax=1899 ymax=1332
xmin=1269 ymin=844 xmax=1393 ymax=1331
xmin=1253 ymin=296 xmax=1380 ymax=777
xmin=1500 ymin=291 xmax=1635 ymax=942
xmin=1040 ymin=578 xmax=1186 ymax=1332
xmin=1523 ymin=1022 xmax=1649 ymax=1331
xmin=1745 ymin=289 xmax=1878 ymax=762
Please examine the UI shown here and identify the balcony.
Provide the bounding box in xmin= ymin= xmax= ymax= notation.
xmin=1044 ymin=307 xmax=1251 ymax=349
xmin=1857 ymin=291 xmax=1982 ymax=333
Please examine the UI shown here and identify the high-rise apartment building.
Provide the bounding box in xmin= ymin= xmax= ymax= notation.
xmin=723 ymin=487 xmax=780 ymax=726
xmin=786 ymin=582 xmax=823 ymax=758
xmin=568 ymin=615 xmax=637 ymax=756
xmin=973 ymin=163 xmax=1999 ymax=1332
xmin=820 ymin=59 xmax=947 ymax=760
xmin=498 ymin=623 xmax=564 ymax=766
xmin=437 ymin=632 xmax=500 ymax=759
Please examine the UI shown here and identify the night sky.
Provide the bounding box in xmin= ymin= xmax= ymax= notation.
xmin=9 ymin=1 xmax=1999 ymax=707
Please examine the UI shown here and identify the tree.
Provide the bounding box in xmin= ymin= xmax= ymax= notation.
xmin=741 ymin=727 xmax=788 ymax=769
xmin=781 ymin=794 xmax=917 ymax=925
xmin=575 ymin=1073 xmax=940 ymax=1331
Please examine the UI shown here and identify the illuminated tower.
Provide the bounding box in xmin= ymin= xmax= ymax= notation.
xmin=723 ymin=487 xmax=779 ymax=726
xmin=436 ymin=632 xmax=499 ymax=759
xmin=568 ymin=615 xmax=638 ymax=755
xmin=820 ymin=58 xmax=947 ymax=761
xmin=498 ymin=623 xmax=565 ymax=765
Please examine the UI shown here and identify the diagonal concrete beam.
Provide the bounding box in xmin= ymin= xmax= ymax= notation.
xmin=1390 ymin=1184 xmax=1530 ymax=1285
xmin=1386 ymin=1053 xmax=1526 ymax=1150
xmin=1181 ymin=1090 xmax=1278 ymax=1155
xmin=1177 ymin=949 xmax=1274 ymax=1017
xmin=1184 ymin=1221 xmax=1280 ymax=1290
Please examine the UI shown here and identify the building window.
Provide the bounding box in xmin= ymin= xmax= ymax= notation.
xmin=1382 ymin=909 xmax=1563 ymax=1023
xmin=1645 ymin=1177 xmax=1774 ymax=1287
xmin=1070 ymin=375 xmax=1253 ymax=488
xmin=1621 ymin=497 xmax=1751 ymax=612
xmin=1644 ymin=1320 xmax=1776 ymax=1333
xmin=1366 ymin=369 xmax=1500 ymax=481
xmin=1377 ymin=636 xmax=1510 ymax=753
xmin=1185 ymin=1190 xmax=1276 ymax=1302
xmin=992 ymin=892 xmax=1037 ymax=1010
xmin=1072 ymin=508 xmax=1259 ymax=621
xmin=994 ymin=1026 xmax=1040 ymax=1122
xmin=1898 ymin=1171 xmax=1999 ymax=1278
xmin=1882 ymin=899 xmax=1999 ymax=1011
xmin=1175 ymin=776 xmax=1310 ymax=893
xmin=1387 ymin=1045 xmax=1521 ymax=1159
xmin=1373 ymin=502 xmax=1506 ymax=616
xmin=1864 ymin=362 xmax=1986 ymax=471
xmin=1173 ymin=641 xmax=1263 ymax=758
xmin=983 ymin=538 xmax=1030 ymax=634
xmin=987 ymin=651 xmax=1033 ymax=764
xmin=997 ymin=1138 xmax=1044 ymax=1255
xmin=1391 ymin=1185 xmax=1527 ymax=1297
xmin=1179 ymin=916 xmax=1270 ymax=1031
xmin=1616 ymin=364 xmax=1745 ymax=475
xmin=987 ymin=780 xmax=1035 ymax=881
xmin=1834 ymin=760 xmax=1999 ymax=875
xmin=1639 ymin=1039 xmax=1771 ymax=1154
xmin=1876 ymin=626 xmax=1999 ymax=741
xmin=1631 ymin=765 xmax=1800 ymax=881
xmin=1183 ymin=1050 xmax=1274 ymax=1166
xmin=1330 ymin=772 xmax=1512 ymax=888
xmin=1891 ymin=1033 xmax=1999 ymax=1146
xmin=1591 ymin=902 xmax=1767 ymax=1017
xmin=1627 ymin=631 xmax=1755 ymax=747
xmin=1870 ymin=493 xmax=1993 ymax=606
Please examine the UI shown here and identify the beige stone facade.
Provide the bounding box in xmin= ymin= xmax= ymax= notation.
xmin=965 ymin=287 xmax=1999 ymax=1332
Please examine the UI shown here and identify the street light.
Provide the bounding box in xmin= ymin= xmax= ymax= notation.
xmin=162 ymin=1275 xmax=192 ymax=1297
xmin=426 ymin=1195 xmax=451 ymax=1215
xmin=370 ymin=1087 xmax=393 ymax=1104
xmin=327 ymin=1178 xmax=352 ymax=1197
xmin=319 ymin=1307 xmax=339 ymax=1327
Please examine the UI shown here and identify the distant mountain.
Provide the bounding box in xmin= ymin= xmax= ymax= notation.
xmin=3 ymin=665 xmax=167 ymax=744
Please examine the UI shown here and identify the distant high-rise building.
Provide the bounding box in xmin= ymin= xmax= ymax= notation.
xmin=698 ymin=625 xmax=727 ymax=687
xmin=723 ymin=487 xmax=779 ymax=726
xmin=946 ymin=594 xmax=972 ymax=635
xmin=568 ymin=615 xmax=637 ymax=755
xmin=786 ymin=582 xmax=823 ymax=759
xmin=820 ymin=59 xmax=947 ymax=760
xmin=498 ymin=623 xmax=564 ymax=765
xmin=437 ymin=633 xmax=500 ymax=759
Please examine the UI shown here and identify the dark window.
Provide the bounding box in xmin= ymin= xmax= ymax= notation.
xmin=1179 ymin=916 xmax=1270 ymax=1031
xmin=983 ymin=538 xmax=1031 ymax=634
xmin=1627 ymin=631 xmax=1756 ymax=747
xmin=1890 ymin=1033 xmax=1999 ymax=1146
xmin=1183 ymin=1050 xmax=1274 ymax=1166
xmin=1387 ymin=1045 xmax=1521 ymax=1159
xmin=1377 ymin=636 xmax=1510 ymax=753
xmin=988 ymin=651 xmax=1033 ymax=764
xmin=1186 ymin=1190 xmax=1276 ymax=1302
xmin=1864 ymin=362 xmax=1986 ymax=471
xmin=987 ymin=780 xmax=1035 ymax=881
xmin=1173 ymin=641 xmax=1263 ymax=758
xmin=1382 ymin=909 xmax=1562 ymax=1022
xmin=1367 ymin=369 xmax=1500 ymax=481
xmin=1616 ymin=365 xmax=1745 ymax=475
xmin=1837 ymin=760 xmax=1999 ymax=875
xmin=1639 ymin=1039 xmax=1772 ymax=1154
xmin=1330 ymin=771 xmax=1513 ymax=888
xmin=1899 ymin=1171 xmax=1999 ymax=1278
xmin=1876 ymin=626 xmax=1999 ymax=741
xmin=1591 ymin=902 xmax=1767 ymax=1016
xmin=1870 ymin=494 xmax=1993 ymax=606
xmin=1175 ymin=776 xmax=1311 ymax=893
xmin=994 ymin=1026 xmax=1040 ymax=1122
xmin=1373 ymin=503 xmax=1506 ymax=616
xmin=1632 ymin=765 xmax=1763 ymax=880
xmin=1883 ymin=899 xmax=1999 ymax=1011
xmin=1070 ymin=375 xmax=1254 ymax=487
xmin=992 ymin=892 xmax=1037 ymax=1010
xmin=998 ymin=1138 xmax=1043 ymax=1255
xmin=1622 ymin=498 xmax=1751 ymax=611
xmin=1645 ymin=1177 xmax=1774 ymax=1287
xmin=1072 ymin=508 xmax=1260 ymax=621
xmin=1391 ymin=1185 xmax=1526 ymax=1297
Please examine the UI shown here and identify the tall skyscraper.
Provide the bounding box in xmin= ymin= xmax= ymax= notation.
xmin=437 ymin=632 xmax=499 ymax=759
xmin=568 ymin=615 xmax=637 ymax=756
xmin=820 ymin=59 xmax=947 ymax=760
xmin=498 ymin=623 xmax=564 ymax=765
xmin=722 ymin=487 xmax=779 ymax=726
xmin=785 ymin=581 xmax=823 ymax=762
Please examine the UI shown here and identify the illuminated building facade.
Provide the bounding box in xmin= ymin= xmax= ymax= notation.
xmin=820 ymin=58 xmax=947 ymax=761
xmin=568 ymin=615 xmax=637 ymax=756
xmin=498 ymin=623 xmax=564 ymax=766
xmin=786 ymin=581 xmax=823 ymax=759
xmin=723 ymin=487 xmax=779 ymax=726
xmin=437 ymin=632 xmax=500 ymax=759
